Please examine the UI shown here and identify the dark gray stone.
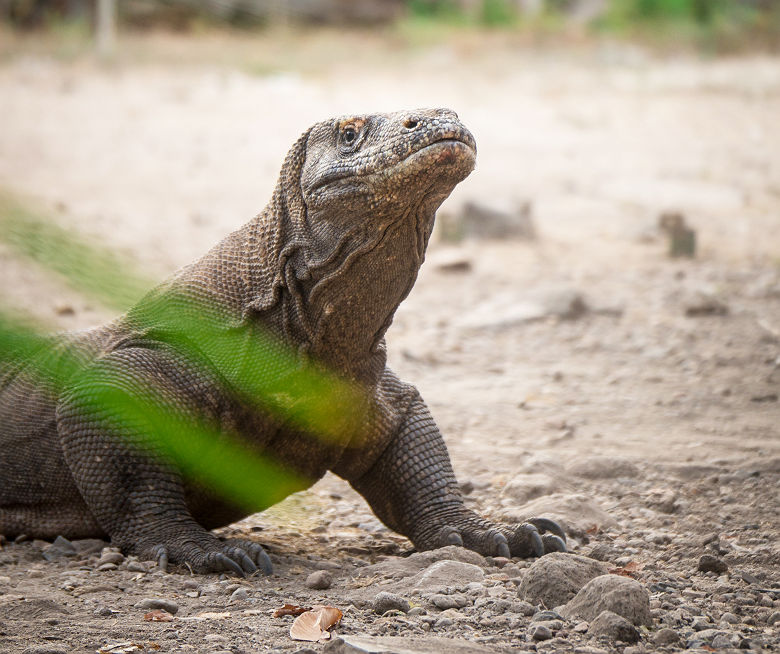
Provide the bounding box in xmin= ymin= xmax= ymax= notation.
xmin=519 ymin=552 xmax=609 ymax=608
xmin=323 ymin=635 xmax=496 ymax=653
xmin=653 ymin=627 xmax=681 ymax=646
xmin=560 ymin=575 xmax=651 ymax=626
xmin=372 ymin=591 xmax=410 ymax=615
xmin=133 ymin=598 xmax=179 ymax=615
xmin=588 ymin=610 xmax=640 ymax=643
xmin=698 ymin=554 xmax=728 ymax=574
xmin=305 ymin=570 xmax=333 ymax=590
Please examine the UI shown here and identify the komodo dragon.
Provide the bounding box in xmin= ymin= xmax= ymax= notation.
xmin=0 ymin=108 xmax=566 ymax=576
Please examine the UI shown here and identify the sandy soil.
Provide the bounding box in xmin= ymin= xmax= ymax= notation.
xmin=0 ymin=31 xmax=778 ymax=653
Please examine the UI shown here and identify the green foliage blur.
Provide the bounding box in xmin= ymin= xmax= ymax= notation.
xmin=0 ymin=192 xmax=367 ymax=512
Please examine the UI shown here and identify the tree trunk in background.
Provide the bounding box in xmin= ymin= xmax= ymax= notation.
xmin=96 ymin=0 xmax=116 ymax=58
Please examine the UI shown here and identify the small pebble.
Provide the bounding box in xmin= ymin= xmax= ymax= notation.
xmin=372 ymin=591 xmax=410 ymax=615
xmin=126 ymin=561 xmax=147 ymax=573
xmin=134 ymin=598 xmax=179 ymax=615
xmin=96 ymin=563 xmax=117 ymax=572
xmin=767 ymin=611 xmax=780 ymax=625
xmin=720 ymin=611 xmax=739 ymax=624
xmin=230 ymin=587 xmax=249 ymax=602
xmin=97 ymin=550 xmax=125 ymax=566
xmin=529 ymin=624 xmax=552 ymax=641
xmin=305 ymin=570 xmax=332 ymax=590
xmin=698 ymin=554 xmax=728 ymax=574
xmin=653 ymin=627 xmax=681 ymax=646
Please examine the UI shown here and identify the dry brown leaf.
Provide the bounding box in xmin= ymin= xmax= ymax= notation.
xmin=143 ymin=609 xmax=173 ymax=622
xmin=289 ymin=605 xmax=343 ymax=642
xmin=273 ymin=603 xmax=311 ymax=618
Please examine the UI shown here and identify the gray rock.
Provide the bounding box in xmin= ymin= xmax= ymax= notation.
xmin=502 ymin=493 xmax=617 ymax=534
xmin=97 ymin=549 xmax=125 ymax=566
xmin=698 ymin=554 xmax=728 ymax=574
xmin=323 ymin=635 xmax=496 ymax=653
xmin=529 ymin=624 xmax=553 ymax=641
xmin=229 ymin=587 xmax=249 ymax=602
xmin=133 ymin=598 xmax=179 ymax=615
xmin=653 ymin=627 xmax=681 ymax=646
xmin=501 ymin=473 xmax=562 ymax=504
xmin=566 ymin=456 xmax=639 ymax=480
xmin=588 ymin=610 xmax=640 ymax=643
xmin=305 ymin=570 xmax=333 ymax=590
xmin=560 ymin=575 xmax=651 ymax=626
xmin=767 ymin=610 xmax=780 ymax=625
xmin=440 ymin=199 xmax=536 ymax=242
xmin=126 ymin=561 xmax=147 ymax=573
xmin=413 ymin=560 xmax=484 ymax=590
xmin=519 ymin=552 xmax=609 ymax=607
xmin=686 ymin=628 xmax=734 ymax=648
xmin=372 ymin=592 xmax=410 ymax=615
xmin=41 ymin=535 xmax=77 ymax=561
xmin=511 ymin=600 xmax=536 ymax=616
xmin=430 ymin=593 xmax=470 ymax=610
xmin=357 ymin=546 xmax=486 ymax=581
xmin=22 ymin=648 xmax=69 ymax=654
xmin=711 ymin=633 xmax=739 ymax=649
xmin=720 ymin=611 xmax=739 ymax=624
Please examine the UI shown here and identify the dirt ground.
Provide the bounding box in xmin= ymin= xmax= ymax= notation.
xmin=0 ymin=30 xmax=778 ymax=654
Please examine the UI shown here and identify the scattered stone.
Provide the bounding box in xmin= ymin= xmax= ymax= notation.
xmin=501 ymin=473 xmax=561 ymax=504
xmin=97 ymin=549 xmax=125 ymax=566
xmin=511 ymin=601 xmax=535 ymax=616
xmin=698 ymin=554 xmax=728 ymax=574
xmin=767 ymin=611 xmax=780 ymax=625
xmin=645 ymin=488 xmax=678 ymax=513
xmin=458 ymin=288 xmax=588 ymax=330
xmin=96 ymin=563 xmax=117 ymax=572
xmin=324 ymin=635 xmax=496 ymax=653
xmin=428 ymin=248 xmax=473 ymax=273
xmin=413 ymin=560 xmax=484 ymax=590
xmin=561 ymin=575 xmax=651 ymax=626
xmin=133 ymin=598 xmax=179 ymax=615
xmin=126 ymin=561 xmax=147 ymax=573
xmin=41 ymin=536 xmax=77 ymax=561
xmin=519 ymin=552 xmax=609 ymax=607
xmin=440 ymin=199 xmax=536 ymax=242
xmin=683 ymin=290 xmax=728 ymax=317
xmin=566 ymin=456 xmax=639 ymax=480
xmin=372 ymin=592 xmax=410 ymax=615
xmin=230 ymin=587 xmax=249 ymax=602
xmin=358 ymin=546 xmax=486 ymax=581
xmin=529 ymin=624 xmax=552 ymax=641
xmin=430 ymin=593 xmax=470 ymax=610
xmin=687 ymin=628 xmax=737 ymax=649
xmin=588 ymin=610 xmax=640 ymax=643
xmin=305 ymin=570 xmax=333 ymax=590
xmin=653 ymin=627 xmax=681 ymax=646
xmin=502 ymin=493 xmax=617 ymax=534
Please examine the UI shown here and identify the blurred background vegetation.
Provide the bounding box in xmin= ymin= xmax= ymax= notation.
xmin=2 ymin=0 xmax=779 ymax=52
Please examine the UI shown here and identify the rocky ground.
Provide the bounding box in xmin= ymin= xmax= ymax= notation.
xmin=0 ymin=30 xmax=778 ymax=654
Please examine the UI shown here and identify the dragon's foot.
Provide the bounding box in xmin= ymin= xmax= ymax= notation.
xmin=132 ymin=534 xmax=272 ymax=577
xmin=427 ymin=514 xmax=567 ymax=559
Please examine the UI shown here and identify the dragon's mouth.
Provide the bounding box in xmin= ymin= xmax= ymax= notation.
xmin=306 ymin=129 xmax=477 ymax=196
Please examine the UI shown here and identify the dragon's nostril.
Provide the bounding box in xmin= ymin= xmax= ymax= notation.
xmin=404 ymin=118 xmax=419 ymax=130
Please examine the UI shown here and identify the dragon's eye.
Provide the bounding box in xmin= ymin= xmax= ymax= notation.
xmin=343 ymin=127 xmax=357 ymax=144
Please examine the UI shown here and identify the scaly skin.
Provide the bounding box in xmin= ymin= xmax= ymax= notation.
xmin=0 ymin=109 xmax=565 ymax=575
